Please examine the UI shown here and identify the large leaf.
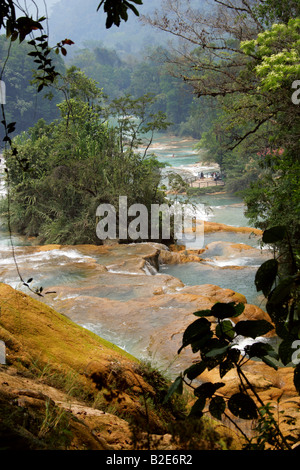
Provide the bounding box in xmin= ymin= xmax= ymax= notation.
xmin=227 ymin=348 xmax=240 ymax=364
xmin=245 ymin=342 xmax=278 ymax=360
xmin=216 ymin=320 xmax=236 ymax=340
xmin=189 ymin=397 xmax=205 ymax=418
xmin=246 ymin=342 xmax=279 ymax=368
xmin=178 ymin=318 xmax=212 ymax=354
xmin=209 ymin=396 xmax=226 ymax=420
xmin=262 ymin=226 xmax=286 ymax=244
xmin=235 ymin=320 xmax=274 ymax=339
xmin=228 ymin=393 xmax=257 ymax=419
xmin=211 ymin=302 xmax=236 ymax=319
xmin=261 ymin=356 xmax=279 ymax=370
xmin=184 ymin=362 xmax=207 ymax=381
xmin=190 ymin=332 xmax=214 ymax=354
xmin=278 ymin=338 xmax=295 ymax=365
xmin=234 ymin=303 xmax=245 ymax=317
xmin=193 ymin=309 xmax=213 ymax=318
xmin=205 ymin=344 xmax=230 ymax=358
xmin=255 ymin=259 xmax=278 ymax=296
xmin=194 ymin=382 xmax=224 ymax=399
xmin=267 ymin=276 xmax=295 ymax=307
xmin=211 ymin=302 xmax=244 ymax=320
xmin=201 ymin=338 xmax=228 ymax=370
xmin=219 ymin=358 xmax=235 ymax=378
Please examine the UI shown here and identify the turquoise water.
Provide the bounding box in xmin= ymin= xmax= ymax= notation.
xmin=151 ymin=134 xmax=252 ymax=228
xmin=0 ymin=134 xmax=265 ymax=309
xmin=160 ymin=263 xmax=264 ymax=307
xmin=152 ymin=134 xmax=267 ymax=307
xmin=144 ymin=133 xmax=217 ymax=172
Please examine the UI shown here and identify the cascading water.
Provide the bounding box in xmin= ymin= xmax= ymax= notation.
xmin=0 ymin=139 xmax=272 ymax=374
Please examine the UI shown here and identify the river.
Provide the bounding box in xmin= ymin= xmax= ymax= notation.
xmin=147 ymin=134 xmax=268 ymax=308
xmin=0 ymin=136 xmax=272 ymax=374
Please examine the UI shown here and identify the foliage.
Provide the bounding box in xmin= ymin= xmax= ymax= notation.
xmin=70 ymin=44 xmax=203 ymax=136
xmin=144 ymin=1 xmax=300 ymax=237
xmin=0 ymin=35 xmax=65 ymax=135
xmin=165 ymin=226 xmax=300 ymax=449
xmin=253 ymin=0 xmax=300 ymax=26
xmin=3 ymin=68 xmax=170 ymax=245
xmin=145 ymin=1 xmax=300 ymax=280
xmin=241 ymin=18 xmax=300 ymax=91
xmin=97 ymin=0 xmax=143 ymax=29
xmin=0 ymin=0 xmax=145 ymax=145
xmin=240 ymin=15 xmax=300 ymax=267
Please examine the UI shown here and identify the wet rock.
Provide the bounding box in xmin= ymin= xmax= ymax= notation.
xmin=179 ymin=284 xmax=247 ymax=304
xmin=204 ymin=221 xmax=262 ymax=236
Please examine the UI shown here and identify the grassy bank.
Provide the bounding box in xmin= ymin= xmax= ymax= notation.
xmin=0 ymin=283 xmax=243 ymax=450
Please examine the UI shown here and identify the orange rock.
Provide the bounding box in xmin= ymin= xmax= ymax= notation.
xmin=204 ymin=221 xmax=262 ymax=235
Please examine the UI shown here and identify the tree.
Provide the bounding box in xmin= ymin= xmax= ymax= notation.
xmin=145 ymin=0 xmax=300 ymax=448
xmin=3 ymin=69 xmax=170 ymax=245
xmin=240 ymin=18 xmax=300 ymax=271
xmin=0 ymin=0 xmax=144 ymax=145
xmin=144 ymin=1 xmax=300 ymax=257
xmin=0 ymin=34 xmax=65 ymax=134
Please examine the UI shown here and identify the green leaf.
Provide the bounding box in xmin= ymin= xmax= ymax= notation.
xmin=189 ymin=397 xmax=205 ymax=418
xmin=211 ymin=302 xmax=244 ymax=320
xmin=124 ymin=1 xmax=139 ymax=16
xmin=193 ymin=309 xmax=212 ymax=317
xmin=245 ymin=342 xmax=278 ymax=360
xmin=184 ymin=362 xmax=207 ymax=381
xmin=194 ymin=382 xmax=224 ymax=399
xmin=234 ymin=303 xmax=245 ymax=317
xmin=278 ymin=338 xmax=294 ymax=365
xmin=190 ymin=332 xmax=214 ymax=354
xmin=267 ymin=276 xmax=295 ymax=307
xmin=235 ymin=320 xmax=274 ymax=339
xmin=219 ymin=358 xmax=235 ymax=378
xmin=262 ymin=226 xmax=286 ymax=244
xmin=227 ymin=348 xmax=240 ymax=364
xmin=178 ymin=318 xmax=212 ymax=354
xmin=209 ymin=396 xmax=226 ymax=420
xmin=228 ymin=393 xmax=257 ymax=419
xmin=261 ymin=356 xmax=278 ymax=370
xmin=205 ymin=344 xmax=230 ymax=358
xmin=163 ymin=375 xmax=183 ymax=404
xmin=216 ymin=320 xmax=236 ymax=340
xmin=200 ymin=338 xmax=228 ymax=369
xmin=255 ymin=259 xmax=278 ymax=296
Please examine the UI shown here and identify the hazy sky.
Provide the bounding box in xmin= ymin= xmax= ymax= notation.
xmin=16 ymin=0 xmax=58 ymax=16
